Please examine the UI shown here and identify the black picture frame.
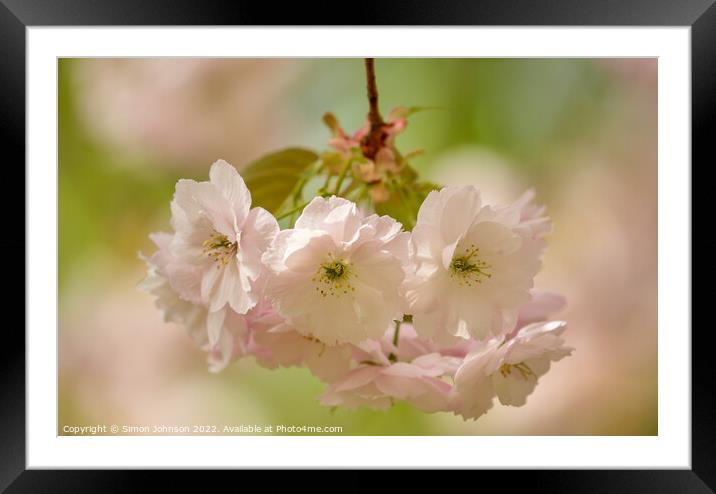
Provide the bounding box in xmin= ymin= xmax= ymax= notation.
xmin=3 ymin=0 xmax=706 ymax=489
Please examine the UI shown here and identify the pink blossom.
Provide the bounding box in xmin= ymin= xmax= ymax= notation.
xmin=406 ymin=186 xmax=551 ymax=343
xmin=319 ymin=353 xmax=458 ymax=413
xmin=206 ymin=300 xmax=282 ymax=373
xmin=167 ymin=159 xmax=278 ymax=317
xmin=250 ymin=322 xmax=353 ymax=382
xmin=140 ymin=231 xmax=263 ymax=372
xmin=451 ymin=321 xmax=573 ymax=420
xmin=262 ymin=196 xmax=410 ymax=345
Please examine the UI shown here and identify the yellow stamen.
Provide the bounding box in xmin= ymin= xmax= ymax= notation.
xmin=202 ymin=232 xmax=238 ymax=267
xmin=311 ymin=254 xmax=355 ymax=298
xmin=499 ymin=362 xmax=536 ymax=380
xmin=450 ymin=243 xmax=492 ymax=287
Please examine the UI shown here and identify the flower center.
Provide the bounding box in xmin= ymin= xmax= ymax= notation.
xmin=312 ymin=256 xmax=355 ymax=298
xmin=449 ymin=244 xmax=491 ymax=287
xmin=499 ymin=362 xmax=535 ymax=380
xmin=202 ymin=232 xmax=238 ymax=267
xmin=323 ymin=261 xmax=346 ymax=281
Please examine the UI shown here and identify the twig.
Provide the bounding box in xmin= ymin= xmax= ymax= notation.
xmin=361 ymin=58 xmax=386 ymax=161
xmin=276 ymin=201 xmax=310 ymax=220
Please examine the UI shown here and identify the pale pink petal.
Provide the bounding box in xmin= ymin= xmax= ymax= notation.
xmin=209 ymin=159 xmax=251 ymax=224
xmin=206 ymin=308 xmax=226 ymax=347
xmin=333 ymin=366 xmax=383 ymax=392
xmin=518 ymin=292 xmax=567 ymax=326
xmin=492 ymin=369 xmax=538 ymax=407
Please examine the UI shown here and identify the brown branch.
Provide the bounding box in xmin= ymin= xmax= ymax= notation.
xmin=361 ymin=58 xmax=386 ymax=160
xmin=365 ymin=58 xmax=384 ymax=131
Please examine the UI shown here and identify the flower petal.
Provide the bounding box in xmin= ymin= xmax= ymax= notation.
xmin=209 ymin=159 xmax=251 ymax=224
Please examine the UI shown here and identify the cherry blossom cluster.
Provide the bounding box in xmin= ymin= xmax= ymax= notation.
xmin=140 ymin=156 xmax=572 ymax=420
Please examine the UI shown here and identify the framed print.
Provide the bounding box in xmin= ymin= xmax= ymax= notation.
xmin=5 ymin=0 xmax=708 ymax=488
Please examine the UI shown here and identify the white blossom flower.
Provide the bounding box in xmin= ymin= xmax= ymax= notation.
xmin=319 ymin=353 xmax=456 ymax=413
xmin=166 ymin=159 xmax=278 ymax=317
xmin=139 ymin=231 xmax=256 ymax=372
xmin=451 ymin=321 xmax=573 ymax=420
xmin=406 ymin=186 xmax=549 ymax=343
xmin=262 ymin=196 xmax=410 ymax=345
xmin=139 ymin=232 xmax=210 ymax=347
xmin=251 ymin=322 xmax=354 ymax=382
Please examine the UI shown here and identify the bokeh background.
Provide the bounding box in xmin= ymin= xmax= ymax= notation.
xmin=58 ymin=58 xmax=657 ymax=435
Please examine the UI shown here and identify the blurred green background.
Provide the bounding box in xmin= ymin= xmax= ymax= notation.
xmin=59 ymin=58 xmax=657 ymax=435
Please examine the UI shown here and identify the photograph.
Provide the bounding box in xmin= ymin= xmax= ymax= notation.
xmin=0 ymin=0 xmax=706 ymax=482
xmin=57 ymin=57 xmax=658 ymax=437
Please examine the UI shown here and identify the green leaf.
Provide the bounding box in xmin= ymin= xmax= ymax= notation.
xmin=241 ymin=148 xmax=319 ymax=213
xmin=415 ymin=181 xmax=442 ymax=195
xmin=375 ymin=180 xmax=441 ymax=231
